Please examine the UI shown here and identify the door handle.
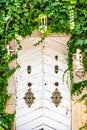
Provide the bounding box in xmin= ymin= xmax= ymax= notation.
xmin=27 ymin=65 xmax=31 ymax=74
xmin=55 ymin=65 xmax=58 ymax=73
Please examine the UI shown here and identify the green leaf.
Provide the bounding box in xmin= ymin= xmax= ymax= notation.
xmin=84 ymin=48 xmax=87 ymax=53
xmin=75 ymin=39 xmax=83 ymax=45
xmin=83 ymin=39 xmax=87 ymax=45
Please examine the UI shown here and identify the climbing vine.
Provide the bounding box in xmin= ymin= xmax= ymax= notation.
xmin=0 ymin=0 xmax=87 ymax=129
xmin=67 ymin=1 xmax=87 ymax=129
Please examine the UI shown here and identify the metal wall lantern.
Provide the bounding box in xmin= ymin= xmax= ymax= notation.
xmin=39 ymin=14 xmax=47 ymax=33
xmin=72 ymin=48 xmax=84 ymax=78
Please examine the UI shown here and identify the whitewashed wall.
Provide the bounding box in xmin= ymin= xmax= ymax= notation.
xmin=15 ymin=34 xmax=71 ymax=130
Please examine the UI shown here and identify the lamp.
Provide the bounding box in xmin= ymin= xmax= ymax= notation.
xmin=39 ymin=14 xmax=47 ymax=33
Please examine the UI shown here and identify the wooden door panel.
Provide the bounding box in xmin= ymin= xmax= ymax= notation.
xmin=15 ymin=36 xmax=71 ymax=130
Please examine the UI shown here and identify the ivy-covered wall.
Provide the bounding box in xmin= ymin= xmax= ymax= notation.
xmin=0 ymin=0 xmax=87 ymax=129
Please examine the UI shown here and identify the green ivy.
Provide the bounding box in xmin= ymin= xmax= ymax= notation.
xmin=79 ymin=123 xmax=87 ymax=130
xmin=71 ymin=80 xmax=87 ymax=96
xmin=0 ymin=0 xmax=87 ymax=129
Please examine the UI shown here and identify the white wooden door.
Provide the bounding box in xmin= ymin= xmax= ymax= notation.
xmin=15 ymin=35 xmax=71 ymax=130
